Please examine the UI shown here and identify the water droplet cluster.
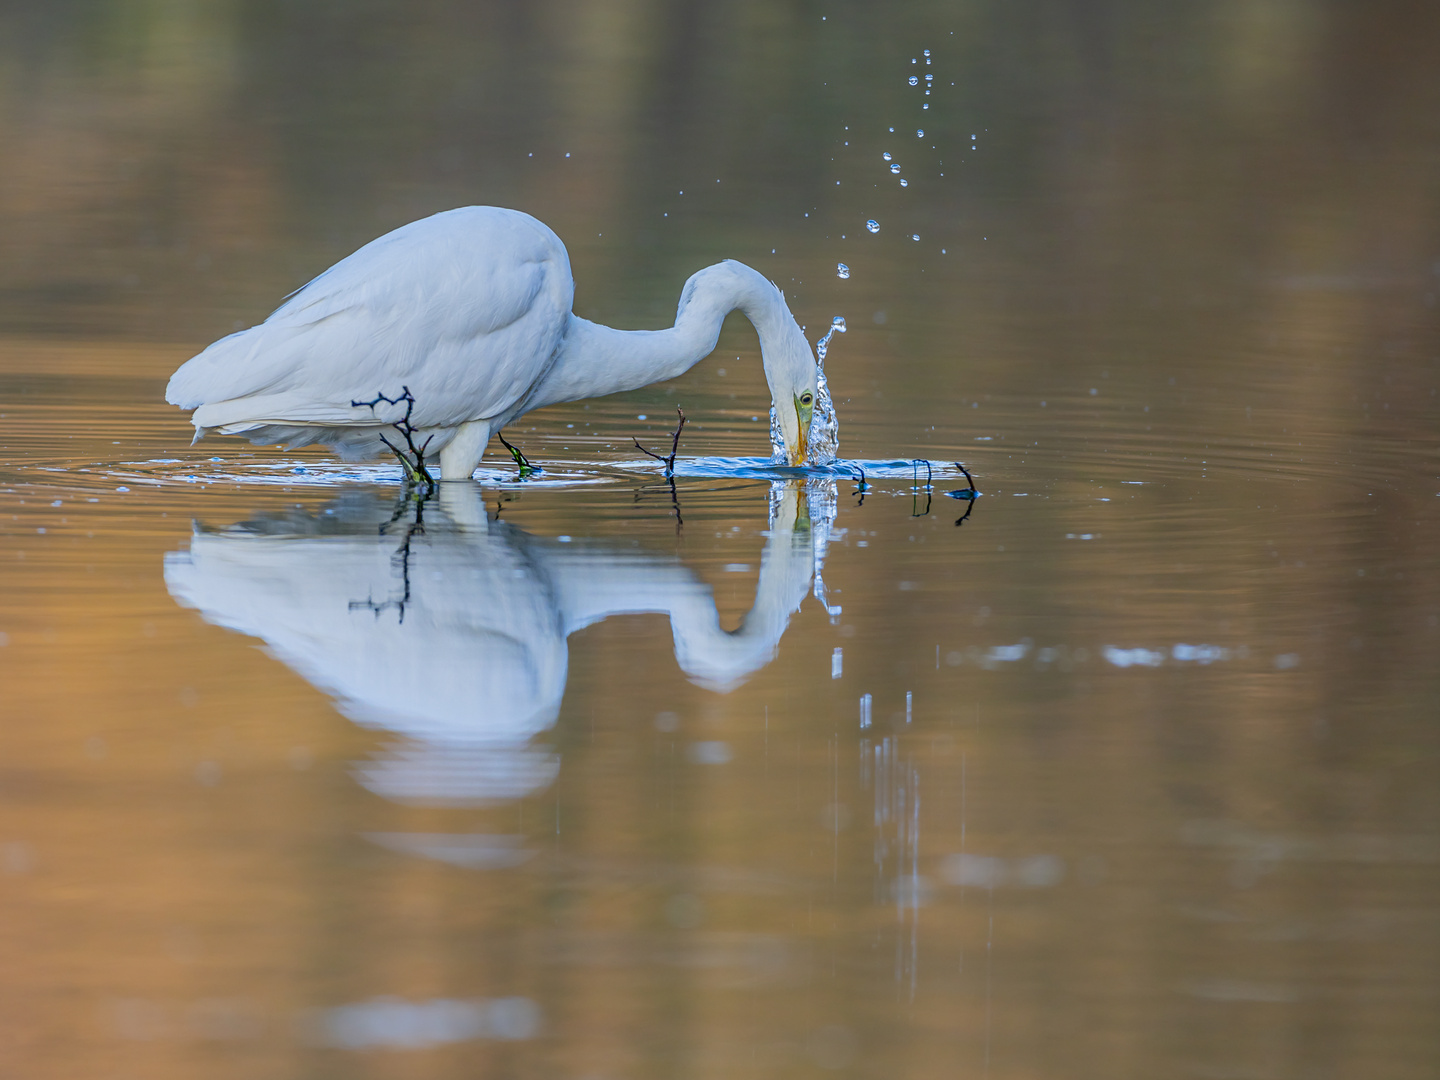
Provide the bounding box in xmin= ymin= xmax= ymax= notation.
xmin=832 ymin=44 xmax=980 ymax=309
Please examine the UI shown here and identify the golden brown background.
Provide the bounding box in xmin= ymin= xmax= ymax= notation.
xmin=1 ymin=2 xmax=1438 ymax=1077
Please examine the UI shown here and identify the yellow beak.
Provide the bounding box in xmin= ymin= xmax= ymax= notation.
xmin=790 ymin=396 xmax=811 ymax=466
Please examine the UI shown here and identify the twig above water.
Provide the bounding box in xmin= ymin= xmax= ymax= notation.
xmin=351 ymin=386 xmax=436 ymax=494
xmin=851 ymin=465 xmax=869 ymax=507
xmin=911 ymin=458 xmax=933 ymax=518
xmin=633 ymin=407 xmax=687 ymax=477
xmin=949 ymin=462 xmax=980 ymax=526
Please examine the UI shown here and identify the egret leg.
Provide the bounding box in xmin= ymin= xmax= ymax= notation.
xmin=438 ymin=419 xmax=491 ymax=482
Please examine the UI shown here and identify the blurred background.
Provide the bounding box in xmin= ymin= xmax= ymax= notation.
xmin=1 ymin=2 xmax=1438 ymax=1078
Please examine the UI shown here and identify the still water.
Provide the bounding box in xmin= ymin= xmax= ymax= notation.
xmin=3 ymin=4 xmax=1440 ymax=1079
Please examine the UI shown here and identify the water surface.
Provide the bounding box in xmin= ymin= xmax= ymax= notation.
xmin=2 ymin=6 xmax=1440 ymax=1080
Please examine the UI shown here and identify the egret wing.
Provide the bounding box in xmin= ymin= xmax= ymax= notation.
xmin=168 ymin=207 xmax=574 ymax=432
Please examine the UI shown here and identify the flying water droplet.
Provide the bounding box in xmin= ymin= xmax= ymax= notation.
xmin=836 ymin=263 xmax=850 ymax=279
xmin=900 ymin=179 xmax=908 ymax=186
xmin=908 ymin=76 xmax=919 ymax=86
xmin=911 ymin=234 xmax=920 ymax=241
xmin=925 ymin=74 xmax=933 ymax=81
xmin=866 ymin=220 xmax=880 ymax=233
xmin=882 ymin=152 xmax=892 ymax=161
xmin=916 ymin=129 xmax=924 ymax=137
xmin=890 ymin=164 xmax=901 ymax=173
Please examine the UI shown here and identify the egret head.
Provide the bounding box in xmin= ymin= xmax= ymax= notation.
xmin=760 ymin=297 xmax=819 ymax=468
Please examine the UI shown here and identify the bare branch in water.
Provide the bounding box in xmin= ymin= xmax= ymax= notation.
xmin=912 ymin=458 xmax=933 ymax=518
xmin=949 ymin=462 xmax=980 ymax=526
xmin=633 ymin=407 xmax=687 ymax=477
xmin=851 ymin=465 xmax=869 ymax=507
xmin=351 ymin=386 xmax=436 ymax=494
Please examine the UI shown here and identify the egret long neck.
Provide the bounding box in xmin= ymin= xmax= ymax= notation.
xmin=520 ymin=262 xmax=796 ymax=412
xmin=531 ymin=316 xmax=717 ymax=407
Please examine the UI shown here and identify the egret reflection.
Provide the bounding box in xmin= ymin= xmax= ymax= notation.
xmin=165 ymin=482 xmax=835 ymax=808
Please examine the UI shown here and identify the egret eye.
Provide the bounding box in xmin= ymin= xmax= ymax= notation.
xmin=800 ymin=393 xmax=813 ymax=406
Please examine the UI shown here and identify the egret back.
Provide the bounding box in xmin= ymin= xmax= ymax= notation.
xmin=166 ymin=207 xmax=575 ymax=438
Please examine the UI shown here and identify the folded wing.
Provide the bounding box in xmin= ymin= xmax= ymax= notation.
xmin=167 ymin=207 xmax=574 ymax=435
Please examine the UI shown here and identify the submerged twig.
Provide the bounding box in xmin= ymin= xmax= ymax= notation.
xmin=351 ymin=386 xmax=436 ymax=494
xmin=633 ymin=407 xmax=687 ymax=477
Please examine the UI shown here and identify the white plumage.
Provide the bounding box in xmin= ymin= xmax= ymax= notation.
xmin=167 ymin=206 xmax=820 ymax=478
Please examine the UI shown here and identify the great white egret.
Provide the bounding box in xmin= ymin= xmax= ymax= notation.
xmin=166 ymin=206 xmax=821 ymax=479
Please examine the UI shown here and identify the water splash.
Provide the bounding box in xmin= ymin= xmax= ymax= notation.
xmin=815 ymin=315 xmax=846 ymax=363
xmin=770 ymin=317 xmax=843 ymax=465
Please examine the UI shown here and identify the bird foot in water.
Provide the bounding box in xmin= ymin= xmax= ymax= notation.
xmin=380 ymin=435 xmax=436 ymax=493
xmin=496 ymin=432 xmax=536 ymax=476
